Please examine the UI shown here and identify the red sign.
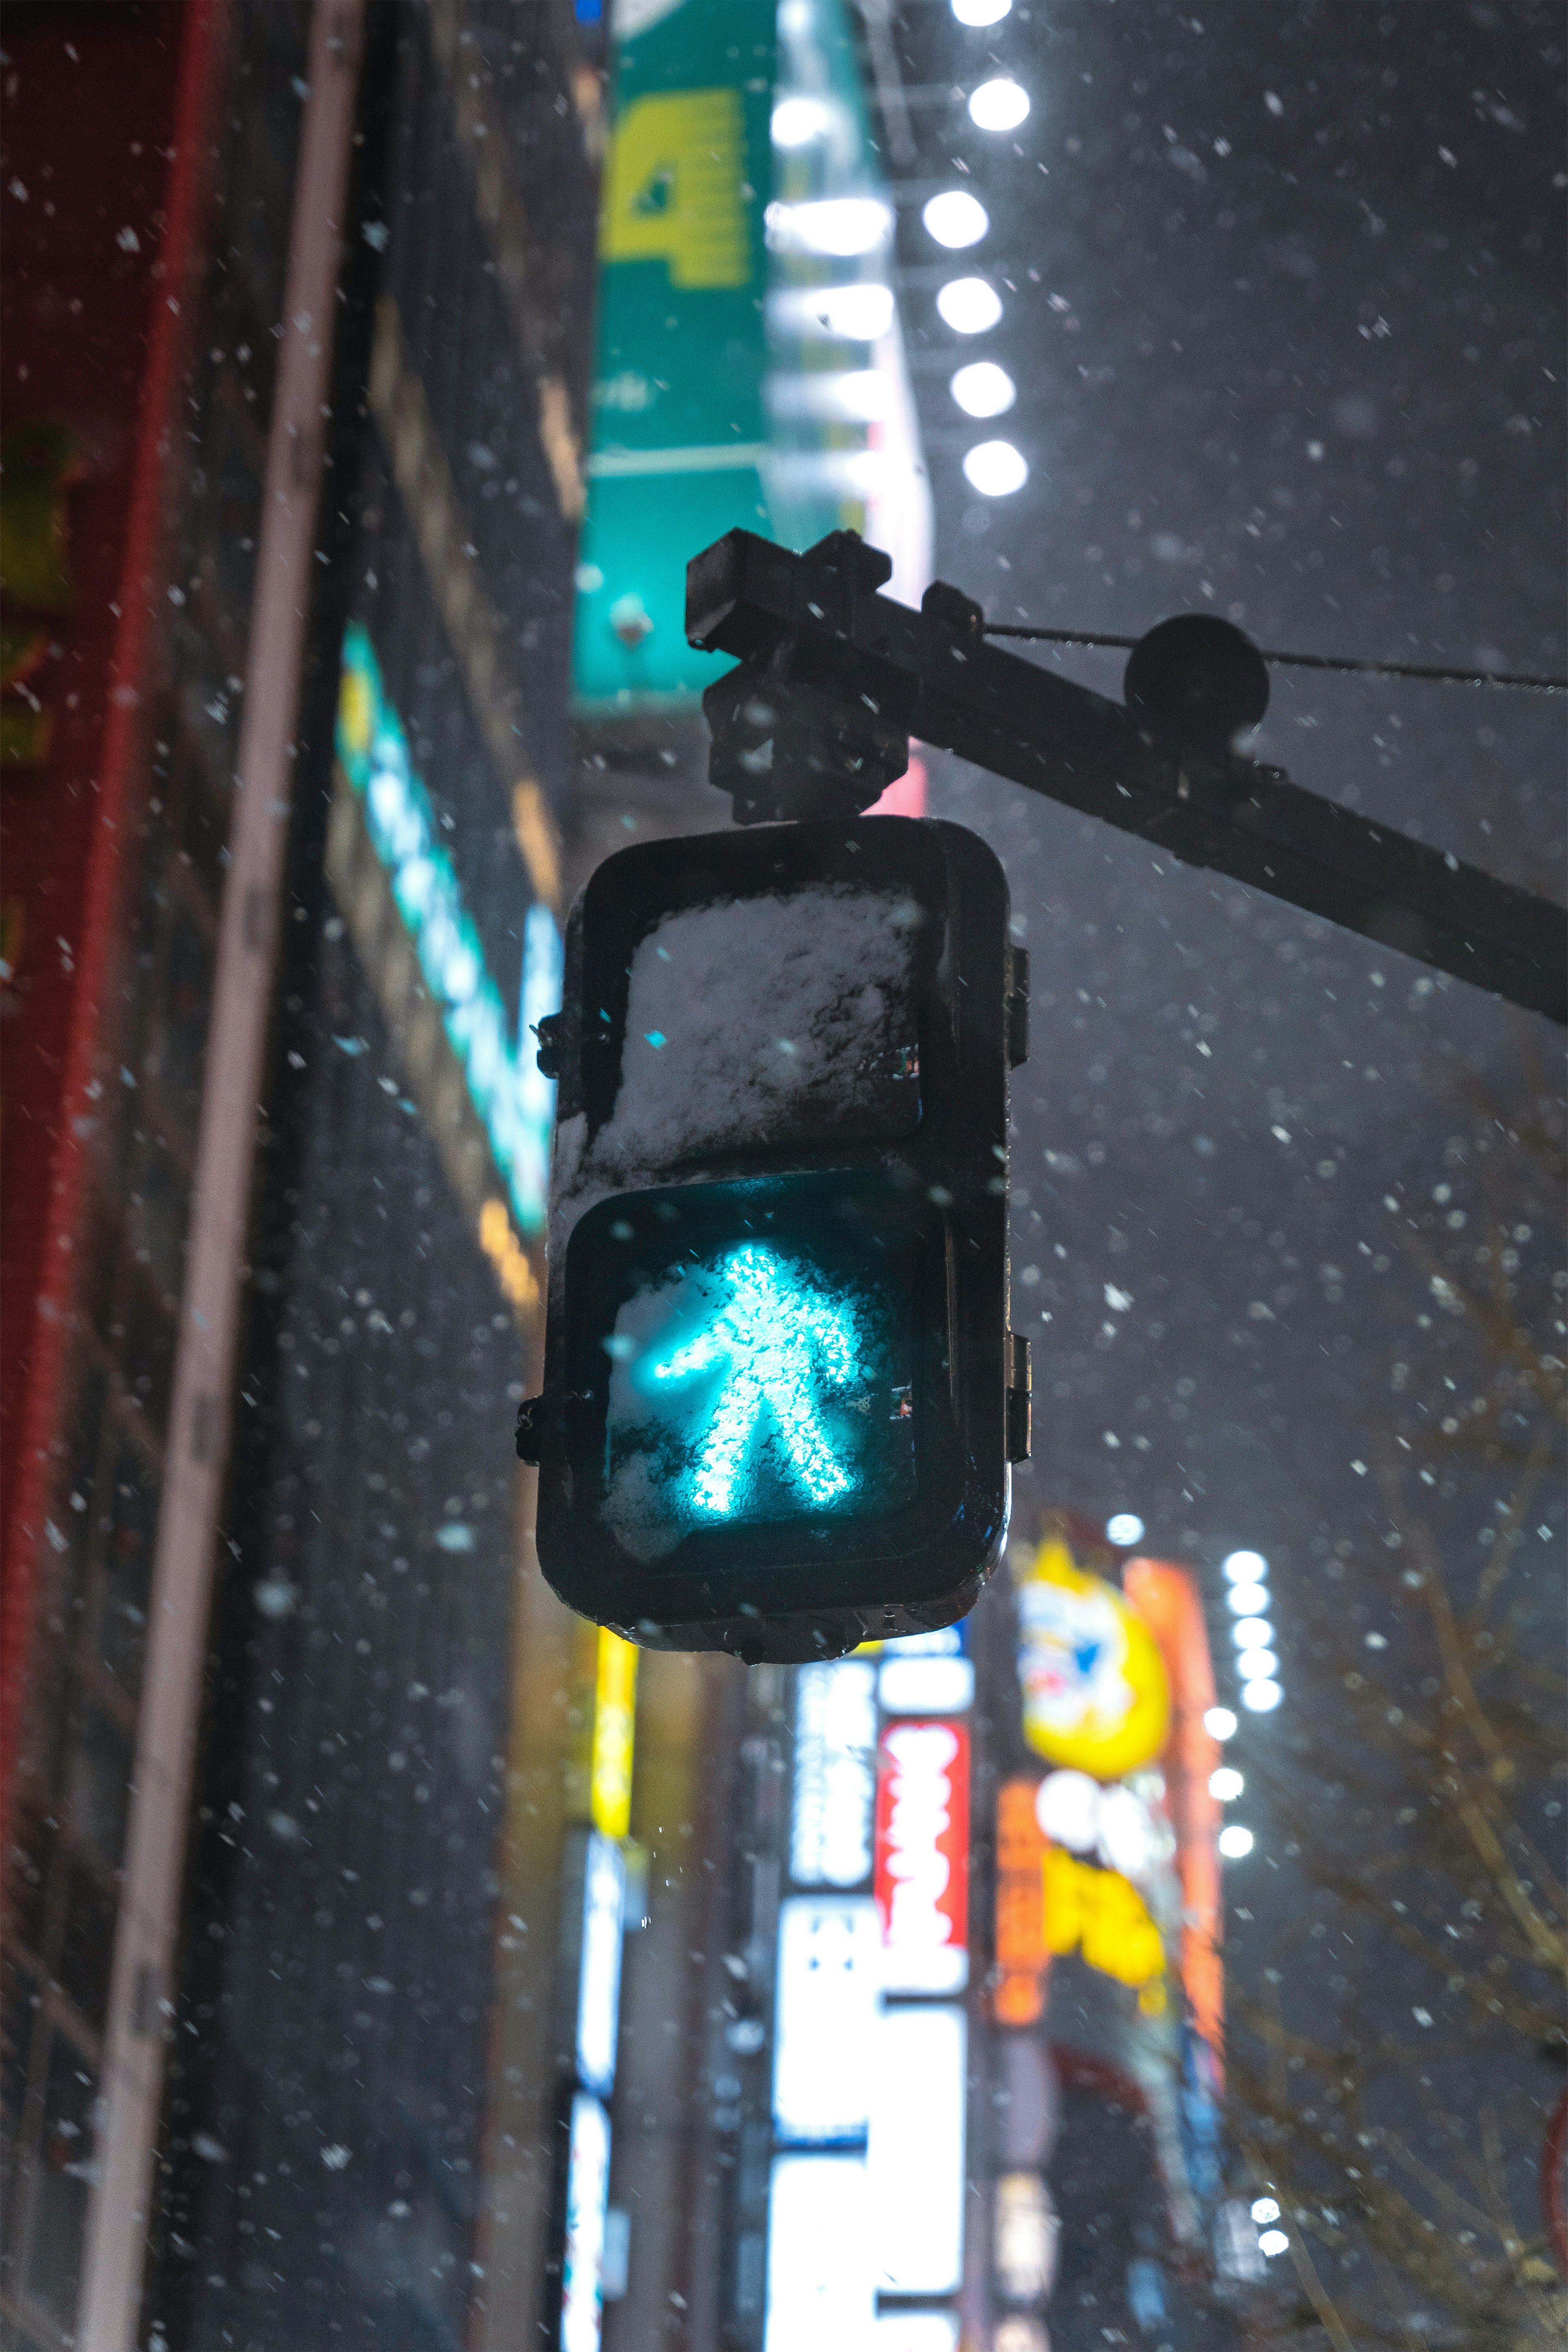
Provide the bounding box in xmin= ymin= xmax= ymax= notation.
xmin=873 ymin=1718 xmax=970 ymax=1993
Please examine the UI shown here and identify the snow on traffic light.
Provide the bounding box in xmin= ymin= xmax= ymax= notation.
xmin=517 ymin=813 xmax=1030 ymax=1662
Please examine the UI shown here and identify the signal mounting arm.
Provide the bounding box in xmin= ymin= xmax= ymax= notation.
xmin=685 ymin=528 xmax=1566 ymax=1028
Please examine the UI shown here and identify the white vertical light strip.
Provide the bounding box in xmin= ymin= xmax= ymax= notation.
xmin=864 ymin=2005 xmax=967 ymax=2295
xmin=74 ymin=10 xmax=365 ymax=2344
xmin=764 ymin=2154 xmax=874 ymax=2351
xmin=772 ymin=1895 xmax=881 ymax=2144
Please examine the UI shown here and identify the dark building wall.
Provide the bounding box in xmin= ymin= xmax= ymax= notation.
xmin=1 ymin=8 xmax=307 ymax=2345
xmin=152 ymin=5 xmax=603 ymax=2346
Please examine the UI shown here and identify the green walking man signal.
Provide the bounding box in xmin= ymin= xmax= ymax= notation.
xmin=517 ymin=803 xmax=1031 ymax=1666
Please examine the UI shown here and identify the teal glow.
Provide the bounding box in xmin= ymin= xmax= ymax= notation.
xmin=646 ymin=1245 xmax=859 ymax=1516
xmin=334 ymin=624 xmax=557 ymax=1232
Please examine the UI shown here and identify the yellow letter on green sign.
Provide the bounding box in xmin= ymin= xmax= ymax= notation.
xmin=600 ymin=88 xmax=749 ymax=290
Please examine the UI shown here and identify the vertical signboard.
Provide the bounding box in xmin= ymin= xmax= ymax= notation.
xmin=772 ymin=1893 xmax=881 ymax=2143
xmin=994 ymin=1775 xmax=1049 ymax=2027
xmin=873 ymin=1718 xmax=970 ymax=1996
xmin=590 ymin=1626 xmax=639 ymax=1840
xmin=574 ymin=0 xmax=928 ymax=714
xmin=561 ymin=2091 xmax=613 ymax=2352
xmin=865 ymin=2005 xmax=967 ymax=2295
xmin=764 ymin=2153 xmax=873 ymax=2351
xmin=574 ymin=0 xmax=776 ymax=706
xmin=789 ymin=1657 xmax=877 ymax=1888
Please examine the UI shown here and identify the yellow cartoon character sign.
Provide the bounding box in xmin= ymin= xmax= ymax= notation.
xmin=1015 ymin=1530 xmax=1170 ymax=1779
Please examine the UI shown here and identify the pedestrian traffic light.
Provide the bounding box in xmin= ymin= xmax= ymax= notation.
xmin=517 ymin=813 xmax=1030 ymax=1663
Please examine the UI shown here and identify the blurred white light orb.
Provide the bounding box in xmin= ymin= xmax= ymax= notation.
xmin=1097 ymin=1786 xmax=1157 ymax=1880
xmin=969 ymin=77 xmax=1031 ymax=131
xmin=790 ymin=282 xmax=896 ymax=343
xmin=1223 ymin=1550 xmax=1268 ymax=1582
xmin=1218 ymin=1824 xmax=1255 ymax=1859
xmin=951 ymin=360 xmax=1016 ymax=418
xmin=1241 ymin=1677 xmax=1283 ymax=1712
xmin=1105 ymin=1511 xmax=1145 ymax=1548
xmin=771 ymin=97 xmax=831 ymax=147
xmin=963 ymin=438 xmax=1027 ymax=496
xmin=1236 ymin=1649 xmax=1278 ymax=1682
xmin=1035 ymin=1768 xmax=1100 ymax=1853
xmin=1226 ymin=1580 xmax=1269 ymax=1614
xmin=952 ymin=0 xmax=1011 ymax=22
xmin=1209 ymin=1766 xmax=1244 ymax=1801
xmin=1232 ymin=1617 xmax=1273 ymax=1650
xmin=923 ymin=189 xmax=990 ymax=249
xmin=1204 ymin=1705 xmax=1238 ymax=1740
xmin=1252 ymin=2197 xmax=1281 ymax=2225
xmin=1259 ymin=2230 xmax=1290 ymax=2258
xmin=937 ymin=275 xmax=1003 ymax=334
xmin=777 ymin=196 xmax=893 ymax=256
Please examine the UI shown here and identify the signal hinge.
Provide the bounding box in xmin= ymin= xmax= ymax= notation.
xmin=1006 ymin=946 xmax=1029 ymax=1069
xmin=1005 ymin=1331 xmax=1032 ymax=1462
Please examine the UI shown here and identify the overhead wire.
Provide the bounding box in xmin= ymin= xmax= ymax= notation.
xmin=980 ymin=623 xmax=1567 ymax=694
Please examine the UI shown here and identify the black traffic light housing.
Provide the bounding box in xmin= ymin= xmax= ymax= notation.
xmin=519 ymin=814 xmax=1030 ymax=1666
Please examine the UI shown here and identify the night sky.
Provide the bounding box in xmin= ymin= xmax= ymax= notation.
xmin=884 ymin=0 xmax=1564 ymax=2328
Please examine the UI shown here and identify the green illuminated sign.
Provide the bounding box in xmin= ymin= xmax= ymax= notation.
xmin=572 ymin=0 xmax=913 ymax=714
xmin=334 ymin=624 xmax=557 ymax=1232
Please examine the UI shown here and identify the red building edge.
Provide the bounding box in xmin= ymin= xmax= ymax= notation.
xmin=0 ymin=0 xmax=227 ymax=1846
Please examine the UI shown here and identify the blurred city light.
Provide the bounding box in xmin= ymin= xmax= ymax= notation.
xmin=1226 ymin=1579 xmax=1270 ymax=1614
xmin=923 ymin=188 xmax=990 ymax=247
xmin=963 ymin=438 xmax=1027 ymax=494
xmin=951 ymin=360 xmax=1016 ymax=417
xmin=952 ymin=0 xmax=1011 ymax=22
xmin=769 ymin=196 xmax=893 ymax=256
xmin=1209 ymin=1766 xmax=1244 ymax=1801
xmin=768 ymin=368 xmax=892 ymax=422
xmin=1232 ymin=1617 xmax=1273 ymax=1649
xmin=1252 ymin=2197 xmax=1281 ymax=2224
xmin=772 ymin=95 xmax=833 ymax=146
xmin=1204 ymin=1706 xmax=1238 ymax=1739
xmin=968 ymin=77 xmax=1030 ymax=131
xmin=937 ymin=275 xmax=1004 ymax=334
xmin=771 ymin=282 xmax=898 ymax=343
xmin=1236 ymin=1650 xmax=1278 ymax=1681
xmin=1222 ymin=1549 xmax=1268 ymax=1581
xmin=1218 ymin=1825 xmax=1255 ymax=1858
xmin=1105 ymin=1511 xmax=1145 ymax=1546
xmin=1259 ymin=2229 xmax=1291 ymax=2258
xmin=1241 ymin=1679 xmax=1284 ymax=1712
xmin=1034 ymin=1768 xmax=1101 ymax=1852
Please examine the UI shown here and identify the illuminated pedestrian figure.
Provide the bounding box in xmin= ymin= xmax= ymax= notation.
xmin=648 ymin=1245 xmax=859 ymax=1517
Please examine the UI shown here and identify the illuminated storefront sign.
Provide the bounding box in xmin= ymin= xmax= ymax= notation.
xmin=994 ymin=2169 xmax=1060 ymax=2305
xmin=561 ymin=2091 xmax=612 ymax=2352
xmin=1041 ymin=1846 xmax=1165 ymax=1998
xmin=765 ymin=2152 xmax=873 ymax=2350
xmin=872 ymin=2319 xmax=960 ymax=2351
xmin=772 ymin=1894 xmax=880 ymax=2144
xmin=873 ymin=1719 xmax=969 ymax=1995
xmin=575 ymin=1831 xmax=627 ymax=2099
xmin=789 ymin=1658 xmax=876 ymax=1887
xmin=994 ymin=1775 xmax=1049 ymax=2027
xmin=1014 ymin=1530 xmax=1170 ymax=1779
xmin=866 ymin=2004 xmax=967 ymax=2295
xmin=334 ymin=621 xmax=557 ymax=1233
xmin=590 ymin=1628 xmax=639 ymax=1841
xmin=875 ymin=1624 xmax=973 ymax=1717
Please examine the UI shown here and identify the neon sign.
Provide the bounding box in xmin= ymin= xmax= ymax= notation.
xmin=789 ymin=1660 xmax=876 ymax=1889
xmin=873 ymin=1719 xmax=970 ymax=1995
xmin=772 ymin=1894 xmax=880 ymax=2145
xmin=334 ymin=621 xmax=557 ymax=1234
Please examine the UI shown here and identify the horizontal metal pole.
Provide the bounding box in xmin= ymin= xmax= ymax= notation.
xmin=687 ymin=530 xmax=1566 ymax=1026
